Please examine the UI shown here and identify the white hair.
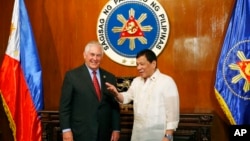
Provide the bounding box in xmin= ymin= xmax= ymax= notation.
xmin=84 ymin=41 xmax=104 ymax=56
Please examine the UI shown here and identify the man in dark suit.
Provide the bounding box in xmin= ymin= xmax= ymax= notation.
xmin=59 ymin=41 xmax=120 ymax=141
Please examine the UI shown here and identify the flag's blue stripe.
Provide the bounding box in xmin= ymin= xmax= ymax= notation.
xmin=19 ymin=0 xmax=44 ymax=111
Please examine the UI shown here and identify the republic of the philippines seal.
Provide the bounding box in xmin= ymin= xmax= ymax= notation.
xmin=97 ymin=0 xmax=170 ymax=66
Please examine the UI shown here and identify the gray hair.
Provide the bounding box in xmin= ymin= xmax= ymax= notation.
xmin=84 ymin=41 xmax=104 ymax=56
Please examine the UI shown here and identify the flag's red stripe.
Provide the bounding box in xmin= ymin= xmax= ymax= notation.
xmin=0 ymin=55 xmax=42 ymax=141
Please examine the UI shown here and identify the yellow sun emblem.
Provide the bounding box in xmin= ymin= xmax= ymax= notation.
xmin=112 ymin=8 xmax=153 ymax=51
xmin=10 ymin=23 xmax=16 ymax=35
xmin=229 ymin=51 xmax=250 ymax=92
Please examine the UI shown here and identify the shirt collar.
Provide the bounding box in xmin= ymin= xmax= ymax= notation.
xmin=86 ymin=66 xmax=100 ymax=76
xmin=149 ymin=69 xmax=160 ymax=81
xmin=140 ymin=69 xmax=160 ymax=82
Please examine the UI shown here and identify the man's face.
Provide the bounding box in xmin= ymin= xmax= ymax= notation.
xmin=84 ymin=45 xmax=103 ymax=70
xmin=136 ymin=55 xmax=156 ymax=79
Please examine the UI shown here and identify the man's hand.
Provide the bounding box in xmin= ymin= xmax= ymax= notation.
xmin=110 ymin=131 xmax=120 ymax=141
xmin=106 ymin=82 xmax=124 ymax=103
xmin=62 ymin=131 xmax=73 ymax=141
xmin=105 ymin=82 xmax=119 ymax=97
xmin=162 ymin=137 xmax=170 ymax=141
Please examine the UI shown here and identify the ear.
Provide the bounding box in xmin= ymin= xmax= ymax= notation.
xmin=152 ymin=60 xmax=157 ymax=68
xmin=83 ymin=52 xmax=86 ymax=59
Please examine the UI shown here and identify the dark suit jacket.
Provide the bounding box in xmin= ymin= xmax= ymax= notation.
xmin=59 ymin=64 xmax=120 ymax=141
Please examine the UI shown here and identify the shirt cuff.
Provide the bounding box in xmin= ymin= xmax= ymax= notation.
xmin=62 ymin=128 xmax=71 ymax=133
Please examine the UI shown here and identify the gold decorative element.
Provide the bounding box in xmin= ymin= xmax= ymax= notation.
xmin=117 ymin=79 xmax=132 ymax=92
xmin=214 ymin=89 xmax=236 ymax=125
xmin=130 ymin=60 xmax=135 ymax=65
xmin=0 ymin=92 xmax=17 ymax=141
xmin=122 ymin=59 xmax=127 ymax=64
xmin=229 ymin=51 xmax=250 ymax=93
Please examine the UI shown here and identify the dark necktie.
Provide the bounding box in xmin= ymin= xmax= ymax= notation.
xmin=92 ymin=71 xmax=101 ymax=101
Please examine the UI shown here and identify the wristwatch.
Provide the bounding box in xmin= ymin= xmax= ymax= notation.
xmin=164 ymin=134 xmax=173 ymax=141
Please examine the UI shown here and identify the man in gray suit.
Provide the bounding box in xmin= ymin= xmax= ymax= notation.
xmin=59 ymin=41 xmax=120 ymax=141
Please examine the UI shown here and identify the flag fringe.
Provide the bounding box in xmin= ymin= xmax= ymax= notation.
xmin=0 ymin=91 xmax=17 ymax=141
xmin=214 ymin=88 xmax=236 ymax=125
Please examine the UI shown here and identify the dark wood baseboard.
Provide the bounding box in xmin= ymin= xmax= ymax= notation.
xmin=39 ymin=109 xmax=213 ymax=141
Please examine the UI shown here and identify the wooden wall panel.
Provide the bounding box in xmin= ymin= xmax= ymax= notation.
xmin=0 ymin=0 xmax=235 ymax=140
xmin=0 ymin=0 xmax=14 ymax=63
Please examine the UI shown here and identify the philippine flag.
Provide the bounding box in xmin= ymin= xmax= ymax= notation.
xmin=0 ymin=0 xmax=44 ymax=140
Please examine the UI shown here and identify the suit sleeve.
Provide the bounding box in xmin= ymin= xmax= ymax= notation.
xmin=59 ymin=72 xmax=73 ymax=130
xmin=110 ymin=75 xmax=121 ymax=131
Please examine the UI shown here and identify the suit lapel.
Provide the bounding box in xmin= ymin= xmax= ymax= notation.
xmin=99 ymin=69 xmax=106 ymax=102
